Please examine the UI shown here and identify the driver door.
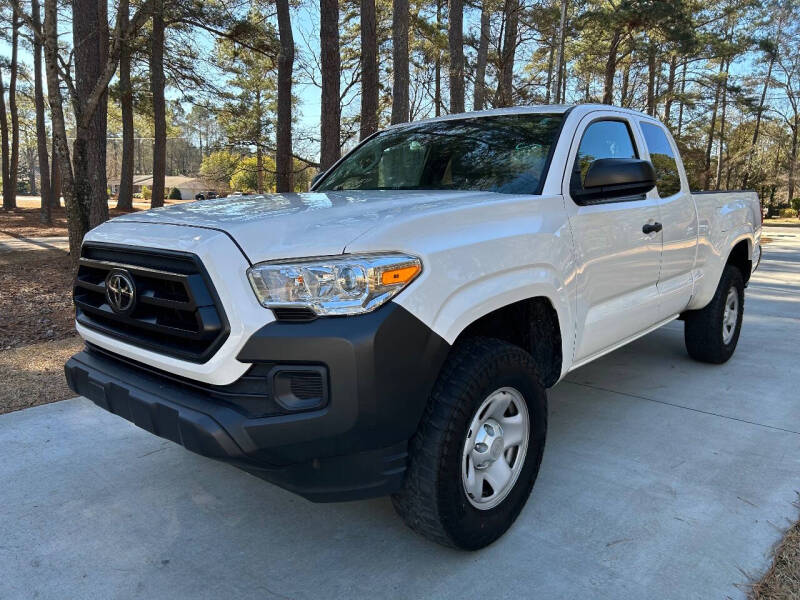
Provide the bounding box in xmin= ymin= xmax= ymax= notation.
xmin=563 ymin=115 xmax=664 ymax=362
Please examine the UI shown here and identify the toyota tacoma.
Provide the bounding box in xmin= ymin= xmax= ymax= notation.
xmin=65 ymin=104 xmax=761 ymax=549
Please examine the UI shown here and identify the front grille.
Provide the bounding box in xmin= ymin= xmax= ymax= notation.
xmin=74 ymin=243 xmax=229 ymax=363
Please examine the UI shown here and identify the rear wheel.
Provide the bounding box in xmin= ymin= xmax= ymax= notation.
xmin=684 ymin=264 xmax=744 ymax=364
xmin=392 ymin=338 xmax=547 ymax=550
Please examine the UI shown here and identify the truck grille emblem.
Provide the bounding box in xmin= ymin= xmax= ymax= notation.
xmin=105 ymin=269 xmax=136 ymax=315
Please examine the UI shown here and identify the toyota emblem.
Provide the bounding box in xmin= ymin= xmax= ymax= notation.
xmin=105 ymin=269 xmax=136 ymax=314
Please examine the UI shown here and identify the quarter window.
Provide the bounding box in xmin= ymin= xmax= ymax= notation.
xmin=640 ymin=122 xmax=681 ymax=197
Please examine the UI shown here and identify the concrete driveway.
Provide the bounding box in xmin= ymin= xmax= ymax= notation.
xmin=2 ymin=229 xmax=799 ymax=600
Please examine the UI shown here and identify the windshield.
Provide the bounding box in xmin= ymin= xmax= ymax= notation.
xmin=316 ymin=114 xmax=564 ymax=195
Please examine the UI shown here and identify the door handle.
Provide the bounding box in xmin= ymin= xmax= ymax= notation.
xmin=642 ymin=222 xmax=663 ymax=234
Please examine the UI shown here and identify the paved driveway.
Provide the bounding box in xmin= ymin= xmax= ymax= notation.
xmin=2 ymin=229 xmax=799 ymax=600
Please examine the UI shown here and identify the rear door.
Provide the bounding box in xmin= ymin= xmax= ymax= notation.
xmin=562 ymin=113 xmax=664 ymax=362
xmin=637 ymin=120 xmax=698 ymax=316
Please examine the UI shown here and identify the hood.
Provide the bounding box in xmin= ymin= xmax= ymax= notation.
xmin=110 ymin=190 xmax=515 ymax=263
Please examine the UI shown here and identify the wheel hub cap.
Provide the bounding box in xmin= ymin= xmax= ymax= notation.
xmin=722 ymin=286 xmax=738 ymax=345
xmin=461 ymin=387 xmax=530 ymax=511
xmin=472 ymin=419 xmax=505 ymax=469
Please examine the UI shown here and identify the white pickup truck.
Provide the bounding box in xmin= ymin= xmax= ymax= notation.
xmin=66 ymin=104 xmax=761 ymax=549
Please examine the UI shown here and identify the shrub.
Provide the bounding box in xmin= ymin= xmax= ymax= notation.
xmin=778 ymin=207 xmax=797 ymax=219
xmin=168 ymin=187 xmax=182 ymax=200
xmin=141 ymin=185 xmax=151 ymax=201
xmin=792 ymin=197 xmax=800 ymax=212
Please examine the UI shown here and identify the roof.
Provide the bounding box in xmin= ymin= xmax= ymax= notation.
xmin=387 ymin=103 xmax=655 ymax=129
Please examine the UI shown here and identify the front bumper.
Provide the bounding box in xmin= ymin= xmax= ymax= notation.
xmin=65 ymin=303 xmax=450 ymax=502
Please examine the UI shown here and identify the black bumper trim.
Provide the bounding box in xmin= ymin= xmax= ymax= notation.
xmin=65 ymin=302 xmax=451 ymax=502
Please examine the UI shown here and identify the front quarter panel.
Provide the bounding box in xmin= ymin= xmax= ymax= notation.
xmin=346 ymin=193 xmax=577 ymax=377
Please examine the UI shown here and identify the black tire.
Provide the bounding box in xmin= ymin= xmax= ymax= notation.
xmin=391 ymin=337 xmax=547 ymax=550
xmin=684 ymin=264 xmax=745 ymax=364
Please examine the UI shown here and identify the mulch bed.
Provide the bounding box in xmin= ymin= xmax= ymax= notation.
xmin=0 ymin=206 xmax=69 ymax=238
xmin=0 ymin=206 xmax=147 ymax=414
xmin=0 ymin=205 xmax=140 ymax=239
xmin=0 ymin=336 xmax=84 ymax=414
xmin=749 ymin=499 xmax=800 ymax=599
xmin=0 ymin=252 xmax=76 ymax=350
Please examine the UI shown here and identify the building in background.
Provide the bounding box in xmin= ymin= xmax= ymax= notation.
xmin=108 ymin=175 xmax=225 ymax=200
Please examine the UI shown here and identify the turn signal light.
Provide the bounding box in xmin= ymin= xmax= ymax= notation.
xmin=381 ymin=265 xmax=421 ymax=286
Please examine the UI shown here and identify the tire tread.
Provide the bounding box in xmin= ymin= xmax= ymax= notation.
xmin=392 ymin=337 xmax=546 ymax=549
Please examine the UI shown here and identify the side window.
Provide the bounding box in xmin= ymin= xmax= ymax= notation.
xmin=640 ymin=122 xmax=681 ymax=197
xmin=573 ymin=120 xmax=638 ymax=188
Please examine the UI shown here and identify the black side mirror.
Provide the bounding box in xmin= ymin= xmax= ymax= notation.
xmin=574 ymin=158 xmax=656 ymax=202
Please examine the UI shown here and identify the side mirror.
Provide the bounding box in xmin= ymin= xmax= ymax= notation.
xmin=574 ymin=158 xmax=656 ymax=202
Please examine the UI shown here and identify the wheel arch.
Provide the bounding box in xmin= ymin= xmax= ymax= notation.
xmin=450 ymin=295 xmax=567 ymax=388
xmin=726 ymin=237 xmax=752 ymax=285
xmin=687 ymin=230 xmax=755 ymax=311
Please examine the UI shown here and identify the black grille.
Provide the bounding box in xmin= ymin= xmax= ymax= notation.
xmin=74 ymin=244 xmax=229 ymax=363
xmin=290 ymin=372 xmax=325 ymax=400
xmin=272 ymin=307 xmax=318 ymax=322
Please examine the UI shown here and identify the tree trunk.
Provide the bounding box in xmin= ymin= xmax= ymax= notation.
xmin=646 ymin=42 xmax=657 ymax=116
xmin=73 ymin=0 xmax=110 ymax=227
xmin=620 ymin=60 xmax=630 ymax=107
xmin=714 ymin=59 xmax=729 ymax=190
xmin=27 ymin=148 xmax=36 ymax=195
xmin=276 ymin=0 xmax=295 ymax=191
xmin=50 ymin=132 xmax=61 ymax=207
xmin=743 ymin=18 xmax=782 ymax=189
xmin=495 ymin=0 xmax=519 ymax=107
xmin=32 ymin=0 xmax=52 ymax=223
xmin=553 ymin=0 xmax=568 ymax=104
xmin=664 ymin=54 xmax=676 ymax=124
xmin=788 ymin=121 xmax=798 ymax=204
xmin=7 ymin=4 xmax=20 ymax=210
xmin=391 ymin=0 xmax=410 ymax=124
xmin=360 ymin=0 xmax=379 ymax=138
xmin=677 ymin=60 xmax=687 ymax=137
xmin=256 ymin=145 xmax=264 ymax=193
xmin=434 ymin=0 xmax=442 ymax=116
xmin=150 ymin=0 xmax=166 ymax=208
xmin=601 ymin=28 xmax=622 ymax=105
xmin=0 ymin=69 xmax=9 ymax=210
xmin=448 ymin=0 xmax=465 ymax=113
xmin=473 ymin=4 xmax=490 ymax=110
xmin=320 ymin=0 xmax=342 ymax=167
xmin=544 ymin=30 xmax=555 ymax=104
xmin=44 ymin=0 xmax=82 ymax=260
xmin=116 ymin=2 xmax=134 ymax=211
xmin=703 ymin=59 xmax=725 ymax=188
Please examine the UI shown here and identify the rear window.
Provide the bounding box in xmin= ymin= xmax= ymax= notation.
xmin=640 ymin=122 xmax=681 ymax=197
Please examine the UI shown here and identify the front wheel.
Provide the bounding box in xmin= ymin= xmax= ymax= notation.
xmin=684 ymin=264 xmax=745 ymax=364
xmin=392 ymin=338 xmax=547 ymax=550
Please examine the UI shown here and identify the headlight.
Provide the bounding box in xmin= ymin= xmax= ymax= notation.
xmin=247 ymin=253 xmax=422 ymax=316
